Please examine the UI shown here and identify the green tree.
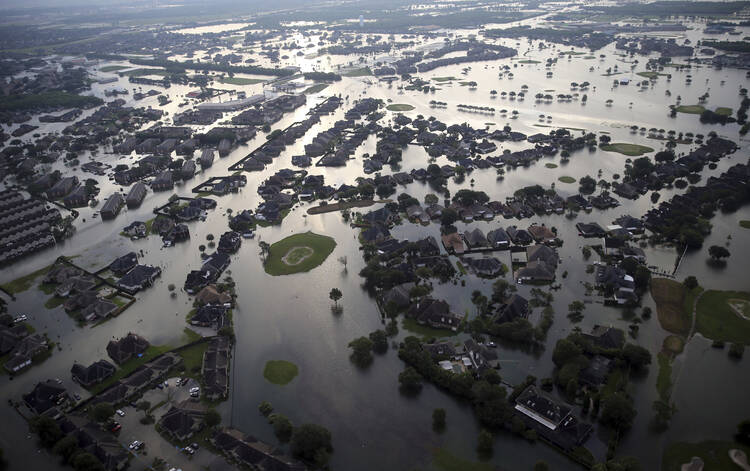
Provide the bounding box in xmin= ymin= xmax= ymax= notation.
xmin=552 ymin=338 xmax=582 ymax=367
xmin=683 ymin=276 xmax=698 ymax=291
xmin=258 ymin=401 xmax=274 ymax=416
xmin=348 ymin=336 xmax=374 ymax=367
xmin=708 ymin=245 xmax=730 ymax=261
xmin=205 ymin=408 xmax=221 ymax=427
xmin=369 ymin=330 xmax=388 ymax=354
xmin=52 ymin=434 xmax=80 ymax=463
xmin=72 ymin=452 xmax=104 ymax=471
xmin=622 ymin=344 xmax=652 ymax=370
xmin=290 ymin=424 xmax=333 ymax=467
xmin=477 ymin=429 xmax=493 ymax=454
xmin=329 ymin=288 xmax=342 ymax=308
xmin=271 ymin=414 xmax=293 ymax=442
xmin=440 ymin=208 xmax=458 ymax=226
xmin=30 ymin=415 xmax=63 ymax=447
xmin=600 ymin=392 xmax=637 ymax=432
xmin=89 ymin=402 xmax=114 ymax=423
xmin=398 ymin=367 xmax=423 ymax=394
xmin=432 ymin=408 xmax=446 ymax=431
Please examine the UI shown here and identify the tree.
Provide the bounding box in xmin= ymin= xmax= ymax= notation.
xmin=72 ymin=452 xmax=104 ymax=471
xmin=432 ymin=408 xmax=446 ymax=431
xmin=600 ymin=392 xmax=637 ymax=432
xmin=477 ymin=429 xmax=493 ymax=454
xmin=30 ymin=415 xmax=64 ymax=447
xmin=348 ymin=336 xmax=374 ymax=367
xmin=398 ymin=367 xmax=423 ymax=394
xmin=53 ymin=435 xmax=80 ymax=464
xmin=552 ymin=338 xmax=582 ymax=367
xmin=491 ymin=278 xmax=515 ymax=303
xmin=369 ymin=330 xmax=388 ymax=354
xmin=205 ymin=408 xmax=221 ymax=427
xmin=735 ymin=419 xmax=750 ymax=446
xmin=271 ymin=414 xmax=293 ymax=442
xmin=424 ymin=193 xmax=439 ymax=205
xmin=258 ymin=401 xmax=274 ymax=416
xmin=683 ymin=276 xmax=698 ymax=290
xmin=329 ymin=288 xmax=342 ymax=308
xmin=290 ymin=424 xmax=333 ymax=467
xmin=708 ymin=245 xmax=730 ymax=261
xmin=89 ymin=402 xmax=114 ymax=423
xmin=440 ymin=208 xmax=458 ymax=226
xmin=259 ymin=241 xmax=270 ymax=264
xmin=622 ymin=344 xmax=652 ymax=370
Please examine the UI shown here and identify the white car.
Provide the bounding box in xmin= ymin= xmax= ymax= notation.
xmin=184 ymin=446 xmax=194 ymax=455
xmin=13 ymin=315 xmax=27 ymax=323
xmin=189 ymin=387 xmax=200 ymax=393
xmin=116 ymin=409 xmax=125 ymax=417
xmin=128 ymin=441 xmax=142 ymax=450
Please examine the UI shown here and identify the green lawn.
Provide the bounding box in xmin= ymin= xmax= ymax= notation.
xmin=219 ymin=77 xmax=265 ymax=85
xmin=263 ymin=360 xmax=299 ymax=385
xmin=433 ymin=448 xmax=494 ymax=471
xmin=600 ymin=143 xmax=654 ymax=156
xmin=545 ymin=163 xmax=558 ymax=168
xmin=120 ymin=68 xmax=169 ymax=77
xmin=89 ymin=344 xmax=173 ymax=394
xmin=558 ymin=176 xmax=576 ymax=184
xmin=342 ymin=67 xmax=373 ymax=77
xmin=740 ymin=220 xmax=750 ymax=229
xmin=100 ymin=65 xmax=129 ymax=73
xmin=636 ymin=71 xmax=666 ymax=79
xmin=264 ymin=232 xmax=336 ymax=276
xmin=44 ymin=296 xmax=65 ymax=309
xmin=662 ymin=441 xmax=750 ymax=471
xmin=402 ymin=317 xmax=457 ymax=339
xmin=650 ymin=278 xmax=692 ymax=336
xmin=303 ymin=83 xmax=329 ymax=94
xmin=431 ymin=76 xmax=457 ymax=82
xmin=1 ymin=264 xmax=53 ymax=294
xmin=674 ymin=104 xmax=705 ymax=114
xmin=386 ymin=104 xmax=415 ymax=112
xmin=516 ymin=59 xmax=541 ymax=64
xmin=715 ymin=107 xmax=733 ymax=116
xmin=176 ymin=341 xmax=209 ymax=379
xmin=695 ymin=290 xmax=750 ymax=344
xmin=655 ymin=352 xmax=672 ymax=401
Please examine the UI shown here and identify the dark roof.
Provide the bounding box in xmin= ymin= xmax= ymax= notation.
xmin=23 ymin=380 xmax=66 ymax=414
xmin=71 ymin=360 xmax=116 ymax=387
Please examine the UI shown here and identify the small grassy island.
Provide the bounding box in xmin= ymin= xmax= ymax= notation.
xmin=386 ymin=103 xmax=415 ymax=112
xmin=264 ymin=232 xmax=336 ymax=276
xmin=600 ymin=143 xmax=654 ymax=156
xmin=558 ymin=176 xmax=576 ymax=184
xmin=263 ymin=360 xmax=299 ymax=385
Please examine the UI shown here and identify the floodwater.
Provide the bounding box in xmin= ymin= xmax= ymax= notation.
xmin=1 ymin=15 xmax=749 ymax=471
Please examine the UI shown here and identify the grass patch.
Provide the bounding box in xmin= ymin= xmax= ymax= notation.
xmin=558 ymin=176 xmax=576 ymax=184
xmin=89 ymin=345 xmax=173 ymax=395
xmin=456 ymin=261 xmax=467 ymax=276
xmin=636 ymin=71 xmax=666 ymax=79
xmin=662 ymin=335 xmax=685 ymax=355
xmin=662 ymin=441 xmax=750 ymax=471
xmin=219 ymin=77 xmax=265 ymax=85
xmin=264 ymin=232 xmax=336 ymax=276
xmin=431 ymin=76 xmax=457 ymax=82
xmin=715 ymin=107 xmax=733 ymax=116
xmin=176 ymin=342 xmax=209 ymax=379
xmin=0 ymin=92 xmax=103 ymax=112
xmin=402 ymin=317 xmax=457 ymax=339
xmin=386 ymin=103 xmax=415 ymax=112
xmin=650 ymin=278 xmax=692 ymax=336
xmin=433 ymin=448 xmax=494 ymax=471
xmin=100 ymin=65 xmax=129 ymax=73
xmin=119 ymin=68 xmax=169 ymax=77
xmin=674 ymin=105 xmax=705 ymax=114
xmin=263 ymin=360 xmax=299 ymax=385
xmin=516 ymin=59 xmax=541 ymax=64
xmin=695 ymin=290 xmax=750 ymax=344
xmin=739 ymin=220 xmax=750 ymax=229
xmin=1 ymin=264 xmax=53 ymax=294
xmin=600 ymin=143 xmax=654 ymax=156
xmin=44 ymin=296 xmax=65 ymax=309
xmin=342 ymin=67 xmax=373 ymax=77
xmin=182 ymin=327 xmax=202 ymax=343
xmin=303 ymin=83 xmax=329 ymax=94
xmin=545 ymin=163 xmax=558 ymax=168
xmin=656 ymin=352 xmax=672 ymax=401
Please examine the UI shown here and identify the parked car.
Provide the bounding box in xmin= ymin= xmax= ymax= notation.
xmin=110 ymin=422 xmax=121 ymax=433
xmin=184 ymin=446 xmax=194 ymax=455
xmin=116 ymin=409 xmax=125 ymax=417
xmin=129 ymin=441 xmax=143 ymax=450
xmin=13 ymin=315 xmax=27 ymax=324
xmin=190 ymin=443 xmax=199 ymax=450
